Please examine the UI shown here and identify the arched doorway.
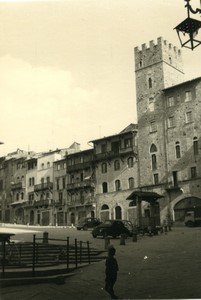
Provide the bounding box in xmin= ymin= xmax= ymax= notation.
xmin=30 ymin=210 xmax=34 ymax=225
xmin=174 ymin=197 xmax=201 ymax=222
xmin=91 ymin=210 xmax=95 ymax=218
xmin=115 ymin=206 xmax=122 ymax=219
xmin=15 ymin=207 xmax=24 ymax=224
xmin=100 ymin=204 xmax=109 ymax=222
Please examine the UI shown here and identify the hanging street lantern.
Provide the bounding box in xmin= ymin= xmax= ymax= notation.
xmin=174 ymin=0 xmax=201 ymax=50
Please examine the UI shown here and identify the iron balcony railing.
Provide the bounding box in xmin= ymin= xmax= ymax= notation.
xmin=34 ymin=182 xmax=53 ymax=192
xmin=67 ymin=179 xmax=95 ymax=190
xmin=11 ymin=182 xmax=23 ymax=190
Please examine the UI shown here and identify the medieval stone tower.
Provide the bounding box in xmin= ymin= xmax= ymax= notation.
xmin=134 ymin=37 xmax=184 ymax=188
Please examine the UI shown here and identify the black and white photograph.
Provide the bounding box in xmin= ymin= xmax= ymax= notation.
xmin=1 ymin=0 xmax=201 ymax=299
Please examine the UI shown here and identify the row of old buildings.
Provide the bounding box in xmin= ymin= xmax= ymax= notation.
xmin=1 ymin=37 xmax=201 ymax=227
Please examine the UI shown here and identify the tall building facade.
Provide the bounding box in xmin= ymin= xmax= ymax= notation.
xmin=134 ymin=37 xmax=201 ymax=224
xmin=91 ymin=124 xmax=138 ymax=222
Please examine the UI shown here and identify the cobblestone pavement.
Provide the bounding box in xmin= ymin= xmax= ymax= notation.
xmin=1 ymin=226 xmax=201 ymax=300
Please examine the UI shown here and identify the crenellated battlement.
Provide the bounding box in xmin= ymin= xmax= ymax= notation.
xmin=134 ymin=37 xmax=183 ymax=73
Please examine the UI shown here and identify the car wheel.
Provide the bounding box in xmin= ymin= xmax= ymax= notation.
xmin=77 ymin=228 xmax=81 ymax=231
xmin=92 ymin=233 xmax=97 ymax=238
xmin=186 ymin=221 xmax=194 ymax=227
xmin=83 ymin=225 xmax=88 ymax=230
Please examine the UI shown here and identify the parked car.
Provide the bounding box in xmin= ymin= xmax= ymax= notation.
xmin=91 ymin=219 xmax=133 ymax=238
xmin=76 ymin=217 xmax=102 ymax=230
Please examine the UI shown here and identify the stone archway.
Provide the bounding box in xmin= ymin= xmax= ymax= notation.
xmin=174 ymin=197 xmax=201 ymax=222
xmin=100 ymin=204 xmax=109 ymax=222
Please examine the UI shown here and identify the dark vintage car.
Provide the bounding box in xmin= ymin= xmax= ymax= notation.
xmin=91 ymin=219 xmax=133 ymax=238
xmin=76 ymin=217 xmax=101 ymax=230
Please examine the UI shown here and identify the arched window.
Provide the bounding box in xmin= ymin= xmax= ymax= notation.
xmin=115 ymin=180 xmax=121 ymax=191
xmin=150 ymin=144 xmax=157 ymax=153
xmin=128 ymin=177 xmax=134 ymax=189
xmin=114 ymin=160 xmax=120 ymax=170
xmin=127 ymin=157 xmax=134 ymax=168
xmin=29 ymin=178 xmax=32 ymax=186
xmin=21 ymin=192 xmax=24 ymax=200
xmin=31 ymin=177 xmax=35 ymax=186
xmin=148 ymin=77 xmax=152 ymax=89
xmin=175 ymin=141 xmax=181 ymax=159
xmin=150 ymin=144 xmax=157 ymax=170
xmin=102 ymin=182 xmax=108 ymax=193
xmin=193 ymin=137 xmax=198 ymax=155
xmin=101 ymin=204 xmax=109 ymax=210
xmin=101 ymin=163 xmax=107 ymax=174
xmin=16 ymin=193 xmax=19 ymax=201
xmin=47 ymin=162 xmax=50 ymax=168
xmin=41 ymin=178 xmax=44 ymax=185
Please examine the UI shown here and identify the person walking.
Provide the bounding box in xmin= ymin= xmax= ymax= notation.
xmin=105 ymin=245 xmax=119 ymax=299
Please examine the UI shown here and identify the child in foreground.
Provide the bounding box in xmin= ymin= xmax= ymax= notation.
xmin=105 ymin=245 xmax=119 ymax=299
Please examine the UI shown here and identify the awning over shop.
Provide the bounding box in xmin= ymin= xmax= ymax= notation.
xmin=126 ymin=191 xmax=164 ymax=202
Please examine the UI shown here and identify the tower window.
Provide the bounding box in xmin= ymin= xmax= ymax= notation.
xmin=151 ymin=154 xmax=157 ymax=170
xmin=185 ymin=111 xmax=193 ymax=124
xmin=168 ymin=116 xmax=175 ymax=128
xmin=193 ymin=137 xmax=198 ymax=155
xmin=185 ymin=91 xmax=192 ymax=102
xmin=175 ymin=142 xmax=181 ymax=159
xmin=102 ymin=182 xmax=108 ymax=193
xmin=150 ymin=121 xmax=157 ymax=132
xmin=148 ymin=77 xmax=152 ymax=89
xmin=172 ymin=171 xmax=178 ymax=186
xmin=191 ymin=167 xmax=197 ymax=178
xmin=153 ymin=173 xmax=159 ymax=185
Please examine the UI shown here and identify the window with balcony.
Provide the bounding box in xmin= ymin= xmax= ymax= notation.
xmin=128 ymin=177 xmax=134 ymax=189
xmin=21 ymin=192 xmax=24 ymax=200
xmin=31 ymin=177 xmax=35 ymax=185
xmin=114 ymin=160 xmax=120 ymax=171
xmin=124 ymin=138 xmax=131 ymax=148
xmin=175 ymin=142 xmax=181 ymax=159
xmin=111 ymin=141 xmax=120 ymax=154
xmin=102 ymin=182 xmax=108 ymax=193
xmin=101 ymin=162 xmax=107 ymax=174
xmin=56 ymin=178 xmax=59 ymax=190
xmin=193 ymin=137 xmax=198 ymax=155
xmin=46 ymin=176 xmax=50 ymax=183
xmin=115 ymin=180 xmax=121 ymax=191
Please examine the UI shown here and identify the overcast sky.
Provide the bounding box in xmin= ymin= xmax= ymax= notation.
xmin=0 ymin=0 xmax=201 ymax=155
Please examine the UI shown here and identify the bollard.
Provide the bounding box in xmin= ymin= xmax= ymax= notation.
xmin=104 ymin=237 xmax=110 ymax=250
xmin=160 ymin=227 xmax=163 ymax=234
xmin=43 ymin=232 xmax=49 ymax=244
xmin=132 ymin=231 xmax=137 ymax=242
xmin=120 ymin=234 xmax=126 ymax=245
xmin=164 ymin=226 xmax=168 ymax=234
